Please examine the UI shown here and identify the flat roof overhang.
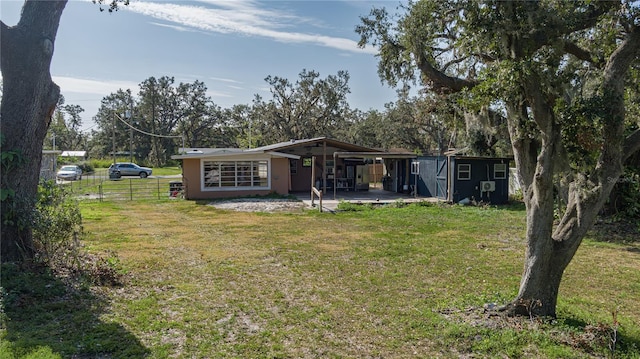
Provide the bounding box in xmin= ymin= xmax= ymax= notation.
xmin=333 ymin=151 xmax=417 ymax=159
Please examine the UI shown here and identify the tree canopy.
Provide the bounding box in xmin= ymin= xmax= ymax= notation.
xmin=358 ymin=0 xmax=640 ymax=317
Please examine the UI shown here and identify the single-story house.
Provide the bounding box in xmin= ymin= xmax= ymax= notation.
xmin=61 ymin=150 xmax=87 ymax=159
xmin=410 ymin=154 xmax=512 ymax=204
xmin=171 ymin=137 xmax=416 ymax=200
xmin=40 ymin=150 xmax=62 ymax=180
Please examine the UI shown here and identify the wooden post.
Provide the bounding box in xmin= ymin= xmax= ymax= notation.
xmin=310 ymin=156 xmax=323 ymax=212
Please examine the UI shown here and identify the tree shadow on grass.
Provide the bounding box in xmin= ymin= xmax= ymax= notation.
xmin=1 ymin=263 xmax=149 ymax=358
xmin=589 ymin=218 xmax=640 ymax=248
xmin=558 ymin=316 xmax=640 ymax=356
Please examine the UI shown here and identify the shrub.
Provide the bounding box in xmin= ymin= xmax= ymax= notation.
xmin=33 ymin=180 xmax=83 ymax=268
xmin=32 ymin=181 xmax=125 ymax=285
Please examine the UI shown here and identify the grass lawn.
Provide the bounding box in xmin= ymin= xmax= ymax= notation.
xmin=2 ymin=200 xmax=639 ymax=358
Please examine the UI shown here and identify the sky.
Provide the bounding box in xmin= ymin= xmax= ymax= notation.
xmin=1 ymin=0 xmax=404 ymax=132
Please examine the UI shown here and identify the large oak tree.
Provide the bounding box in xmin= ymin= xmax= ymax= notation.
xmin=358 ymin=0 xmax=640 ymax=317
xmin=1 ymin=0 xmax=123 ymax=263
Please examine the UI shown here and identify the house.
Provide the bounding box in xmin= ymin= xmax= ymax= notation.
xmin=61 ymin=150 xmax=87 ymax=159
xmin=171 ymin=137 xmax=416 ymax=200
xmin=40 ymin=150 xmax=62 ymax=180
xmin=411 ymin=154 xmax=512 ymax=204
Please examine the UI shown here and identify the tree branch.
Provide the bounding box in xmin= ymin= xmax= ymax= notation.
xmin=562 ymin=40 xmax=603 ymax=66
xmin=415 ymin=51 xmax=477 ymax=93
xmin=623 ymin=129 xmax=640 ymax=162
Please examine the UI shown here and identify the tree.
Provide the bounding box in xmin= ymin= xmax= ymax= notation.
xmin=44 ymin=95 xmax=87 ymax=152
xmin=358 ymin=0 xmax=640 ymax=317
xmin=255 ymin=69 xmax=352 ymax=143
xmin=1 ymin=0 xmax=124 ymax=263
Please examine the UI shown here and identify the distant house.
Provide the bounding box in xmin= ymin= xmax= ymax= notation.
xmin=411 ymin=154 xmax=512 ymax=204
xmin=171 ymin=137 xmax=416 ymax=200
xmin=61 ymin=150 xmax=87 ymax=159
xmin=41 ymin=150 xmax=62 ymax=180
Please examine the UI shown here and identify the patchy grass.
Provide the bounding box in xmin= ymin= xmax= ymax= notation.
xmin=2 ymin=201 xmax=639 ymax=358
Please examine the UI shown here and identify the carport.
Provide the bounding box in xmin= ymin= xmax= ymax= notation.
xmin=329 ymin=151 xmax=417 ymax=200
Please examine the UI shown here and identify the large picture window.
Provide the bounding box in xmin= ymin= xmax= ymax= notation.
xmin=203 ymin=160 xmax=269 ymax=190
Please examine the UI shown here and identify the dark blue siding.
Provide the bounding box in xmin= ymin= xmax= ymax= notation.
xmin=414 ymin=156 xmax=510 ymax=204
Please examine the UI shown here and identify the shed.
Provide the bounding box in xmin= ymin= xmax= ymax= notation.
xmin=411 ymin=155 xmax=512 ymax=204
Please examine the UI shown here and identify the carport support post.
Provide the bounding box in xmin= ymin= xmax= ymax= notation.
xmin=322 ymin=141 xmax=327 ymax=195
xmin=333 ymin=152 xmax=338 ymax=200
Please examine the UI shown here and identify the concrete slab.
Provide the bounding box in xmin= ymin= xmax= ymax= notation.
xmin=293 ymin=188 xmax=441 ymax=212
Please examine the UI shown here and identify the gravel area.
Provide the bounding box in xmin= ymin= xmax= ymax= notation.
xmin=208 ymin=198 xmax=308 ymax=212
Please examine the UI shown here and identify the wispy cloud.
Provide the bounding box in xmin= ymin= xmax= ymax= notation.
xmin=52 ymin=76 xmax=139 ymax=96
xmin=126 ymin=0 xmax=376 ymax=54
xmin=149 ymin=21 xmax=199 ymax=33
xmin=210 ymin=76 xmax=243 ymax=84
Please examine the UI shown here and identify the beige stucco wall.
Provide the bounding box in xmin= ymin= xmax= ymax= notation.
xmin=180 ymin=156 xmax=291 ymax=200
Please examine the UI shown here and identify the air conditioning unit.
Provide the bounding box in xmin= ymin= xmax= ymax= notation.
xmin=481 ymin=181 xmax=495 ymax=192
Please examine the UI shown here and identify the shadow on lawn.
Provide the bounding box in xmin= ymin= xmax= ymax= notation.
xmin=559 ymin=316 xmax=640 ymax=356
xmin=1 ymin=263 xmax=149 ymax=358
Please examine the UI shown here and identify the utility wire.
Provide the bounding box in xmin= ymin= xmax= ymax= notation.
xmin=114 ymin=113 xmax=182 ymax=139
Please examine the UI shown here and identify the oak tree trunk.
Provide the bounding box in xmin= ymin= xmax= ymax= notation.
xmin=1 ymin=0 xmax=67 ymax=263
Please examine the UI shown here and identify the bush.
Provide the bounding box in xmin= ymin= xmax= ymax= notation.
xmin=33 ymin=180 xmax=83 ymax=268
xmin=32 ymin=181 xmax=125 ymax=285
xmin=76 ymin=161 xmax=94 ymax=174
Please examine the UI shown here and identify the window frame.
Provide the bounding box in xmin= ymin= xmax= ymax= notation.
xmin=201 ymin=159 xmax=270 ymax=191
xmin=457 ymin=163 xmax=471 ymax=180
xmin=494 ymin=163 xmax=507 ymax=179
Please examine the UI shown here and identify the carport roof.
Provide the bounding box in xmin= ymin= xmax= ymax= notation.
xmin=250 ymin=137 xmax=382 ymax=153
xmin=333 ymin=151 xmax=416 ymax=159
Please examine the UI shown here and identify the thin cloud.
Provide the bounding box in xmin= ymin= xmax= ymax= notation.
xmin=210 ymin=76 xmax=243 ymax=84
xmin=52 ymin=76 xmax=139 ymax=95
xmin=149 ymin=21 xmax=199 ymax=33
xmin=126 ymin=1 xmax=376 ymax=54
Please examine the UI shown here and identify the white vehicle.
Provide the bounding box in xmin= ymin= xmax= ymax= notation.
xmin=56 ymin=165 xmax=82 ymax=181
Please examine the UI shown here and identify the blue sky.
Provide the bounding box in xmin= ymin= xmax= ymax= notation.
xmin=1 ymin=0 xmax=402 ymax=132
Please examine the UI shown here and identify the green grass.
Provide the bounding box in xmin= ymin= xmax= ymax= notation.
xmin=2 ymin=201 xmax=639 ymax=358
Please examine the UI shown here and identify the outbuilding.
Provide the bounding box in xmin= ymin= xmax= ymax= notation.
xmin=410 ymin=154 xmax=512 ymax=204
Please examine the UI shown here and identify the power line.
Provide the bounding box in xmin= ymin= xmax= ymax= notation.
xmin=113 ymin=113 xmax=182 ymax=139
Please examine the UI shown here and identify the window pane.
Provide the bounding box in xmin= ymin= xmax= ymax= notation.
xmin=257 ymin=161 xmax=268 ymax=187
xmin=494 ymin=164 xmax=507 ymax=179
xmin=220 ymin=163 xmax=236 ymax=187
xmin=204 ymin=161 xmax=220 ymax=187
xmin=458 ymin=164 xmax=471 ymax=180
xmin=237 ymin=161 xmax=252 ymax=186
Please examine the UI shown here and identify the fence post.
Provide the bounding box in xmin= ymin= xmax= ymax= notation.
xmin=99 ymin=183 xmax=103 ymax=202
xmin=158 ymin=178 xmax=161 ymax=200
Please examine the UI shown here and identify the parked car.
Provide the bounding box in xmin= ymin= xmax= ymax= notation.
xmin=56 ymin=165 xmax=82 ymax=181
xmin=108 ymin=162 xmax=153 ymax=178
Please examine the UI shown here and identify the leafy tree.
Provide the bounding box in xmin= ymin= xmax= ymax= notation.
xmin=1 ymin=1 xmax=69 ymax=262
xmin=255 ymin=69 xmax=352 ymax=143
xmin=92 ymin=89 xmax=135 ymax=161
xmin=358 ymin=0 xmax=640 ymax=317
xmin=1 ymin=0 xmax=126 ymax=262
xmin=44 ymin=95 xmax=88 ymax=152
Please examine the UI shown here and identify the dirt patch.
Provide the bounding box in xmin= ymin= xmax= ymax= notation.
xmin=208 ymin=198 xmax=308 ymax=212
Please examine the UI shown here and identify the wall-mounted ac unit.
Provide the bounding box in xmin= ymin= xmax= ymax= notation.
xmin=481 ymin=181 xmax=495 ymax=192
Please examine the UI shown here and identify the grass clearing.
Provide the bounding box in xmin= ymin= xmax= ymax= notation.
xmin=2 ymin=200 xmax=639 ymax=358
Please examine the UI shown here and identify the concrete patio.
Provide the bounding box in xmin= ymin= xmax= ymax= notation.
xmin=293 ymin=186 xmax=440 ymax=212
